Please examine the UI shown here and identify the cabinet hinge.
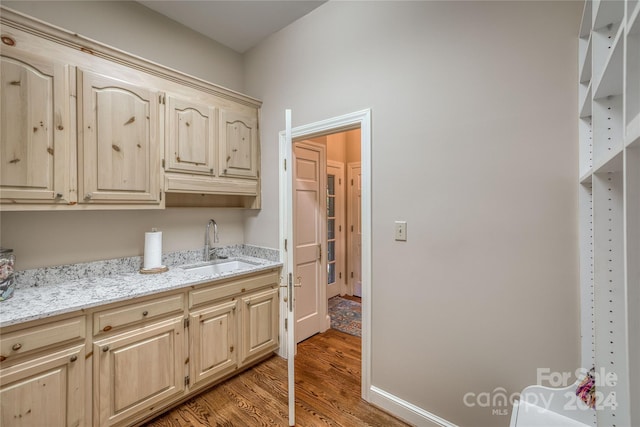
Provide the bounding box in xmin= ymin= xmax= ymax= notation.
xmin=159 ymin=191 xmax=162 ymax=201
xmin=184 ymin=318 xmax=189 ymax=328
xmin=284 ymin=318 xmax=288 ymax=331
xmin=162 ymin=159 xmax=165 ymax=169
xmin=185 ymin=375 xmax=190 ymax=386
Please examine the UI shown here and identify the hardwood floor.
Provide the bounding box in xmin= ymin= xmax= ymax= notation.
xmin=143 ymin=329 xmax=411 ymax=426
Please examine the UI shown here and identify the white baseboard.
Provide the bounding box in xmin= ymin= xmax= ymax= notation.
xmin=369 ymin=386 xmax=458 ymax=427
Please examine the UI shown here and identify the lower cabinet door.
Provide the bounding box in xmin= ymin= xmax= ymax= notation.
xmin=0 ymin=344 xmax=85 ymax=427
xmin=240 ymin=287 xmax=279 ymax=365
xmin=93 ymin=317 xmax=185 ymax=426
xmin=189 ymin=299 xmax=238 ymax=389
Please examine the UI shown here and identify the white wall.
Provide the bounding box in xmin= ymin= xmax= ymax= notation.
xmin=244 ymin=2 xmax=582 ymax=426
xmin=2 ymin=1 xmax=244 ymax=91
xmin=0 ymin=1 xmax=247 ymax=269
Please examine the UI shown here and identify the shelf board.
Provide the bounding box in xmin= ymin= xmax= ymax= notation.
xmin=579 ymin=35 xmax=593 ymax=83
xmin=629 ymin=0 xmax=640 ymax=33
xmin=580 ymin=82 xmax=593 ymax=118
xmin=593 ymin=0 xmax=625 ymax=30
xmin=594 ymin=24 xmax=624 ymax=98
xmin=628 ymin=115 xmax=640 ymax=148
xmin=593 ymin=149 xmax=624 ymax=174
xmin=580 ymin=170 xmax=594 ymax=184
xmin=580 ymin=0 xmax=593 ymax=38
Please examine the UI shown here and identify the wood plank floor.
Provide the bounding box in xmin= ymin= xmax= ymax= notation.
xmin=143 ymin=329 xmax=411 ymax=426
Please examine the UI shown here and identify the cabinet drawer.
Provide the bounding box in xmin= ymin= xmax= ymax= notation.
xmin=93 ymin=294 xmax=184 ymax=335
xmin=189 ymin=270 xmax=279 ymax=308
xmin=0 ymin=317 xmax=85 ymax=361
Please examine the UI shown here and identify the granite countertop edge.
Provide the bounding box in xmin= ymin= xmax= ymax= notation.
xmin=0 ymin=256 xmax=282 ymax=328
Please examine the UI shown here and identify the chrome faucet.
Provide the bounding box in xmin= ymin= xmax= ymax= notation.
xmin=203 ymin=219 xmax=219 ymax=261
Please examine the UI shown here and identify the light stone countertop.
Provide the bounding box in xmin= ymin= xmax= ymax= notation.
xmin=0 ymin=256 xmax=282 ymax=328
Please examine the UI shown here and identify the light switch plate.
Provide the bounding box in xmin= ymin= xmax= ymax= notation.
xmin=395 ymin=221 xmax=407 ymax=241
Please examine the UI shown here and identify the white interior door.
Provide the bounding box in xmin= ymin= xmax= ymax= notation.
xmin=293 ymin=141 xmax=326 ymax=343
xmin=282 ymin=110 xmax=296 ymax=426
xmin=348 ymin=162 xmax=362 ymax=297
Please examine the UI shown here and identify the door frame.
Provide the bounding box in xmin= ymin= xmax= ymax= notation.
xmin=278 ymin=109 xmax=372 ymax=401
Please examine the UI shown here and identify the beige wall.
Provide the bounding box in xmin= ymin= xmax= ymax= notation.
xmin=2 ymin=1 xmax=244 ymax=91
xmin=0 ymin=1 xmax=247 ymax=269
xmin=244 ymin=2 xmax=582 ymax=426
xmin=310 ymin=129 xmax=361 ymax=163
xmin=345 ymin=129 xmax=361 ymax=164
xmin=0 ymin=209 xmax=245 ymax=270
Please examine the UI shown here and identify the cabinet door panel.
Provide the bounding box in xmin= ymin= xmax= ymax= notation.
xmin=0 ymin=345 xmax=85 ymax=427
xmin=241 ymin=287 xmax=278 ymax=364
xmin=94 ymin=317 xmax=184 ymax=426
xmin=189 ymin=300 xmax=237 ymax=388
xmin=0 ymin=53 xmax=71 ymax=203
xmin=78 ymin=69 xmax=160 ymax=204
xmin=166 ymin=96 xmax=216 ymax=175
xmin=219 ymin=110 xmax=258 ymax=178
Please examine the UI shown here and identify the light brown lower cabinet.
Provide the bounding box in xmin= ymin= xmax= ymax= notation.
xmin=93 ymin=316 xmax=186 ymax=427
xmin=0 ymin=344 xmax=86 ymax=427
xmin=93 ymin=272 xmax=279 ymax=427
xmin=240 ymin=288 xmax=279 ymax=365
xmin=188 ymin=299 xmax=238 ymax=390
xmin=0 ymin=270 xmax=280 ymax=427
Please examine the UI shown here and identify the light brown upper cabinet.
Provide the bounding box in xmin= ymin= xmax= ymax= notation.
xmin=77 ymin=69 xmax=161 ymax=204
xmin=219 ymin=109 xmax=259 ymax=179
xmin=0 ymin=50 xmax=72 ymax=205
xmin=165 ymin=95 xmax=217 ymax=176
xmin=1 ymin=9 xmax=262 ymax=210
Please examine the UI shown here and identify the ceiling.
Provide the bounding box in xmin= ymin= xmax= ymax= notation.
xmin=138 ymin=1 xmax=326 ymax=53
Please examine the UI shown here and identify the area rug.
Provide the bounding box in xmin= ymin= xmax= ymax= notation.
xmin=328 ymin=296 xmax=361 ymax=337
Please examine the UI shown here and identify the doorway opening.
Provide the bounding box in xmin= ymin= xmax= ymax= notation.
xmin=278 ymin=109 xmax=372 ymax=402
xmin=302 ymin=130 xmax=362 ymax=339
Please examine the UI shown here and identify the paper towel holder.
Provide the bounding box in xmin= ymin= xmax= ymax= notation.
xmin=140 ymin=228 xmax=169 ymax=274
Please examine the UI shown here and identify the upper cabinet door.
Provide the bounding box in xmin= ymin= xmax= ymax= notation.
xmin=77 ymin=69 xmax=160 ymax=204
xmin=166 ymin=95 xmax=216 ymax=175
xmin=0 ymin=53 xmax=72 ymax=204
xmin=219 ymin=109 xmax=259 ymax=179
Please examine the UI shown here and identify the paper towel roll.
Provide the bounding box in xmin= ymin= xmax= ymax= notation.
xmin=143 ymin=230 xmax=163 ymax=270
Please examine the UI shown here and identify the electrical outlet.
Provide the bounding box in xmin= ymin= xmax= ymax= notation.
xmin=395 ymin=221 xmax=407 ymax=241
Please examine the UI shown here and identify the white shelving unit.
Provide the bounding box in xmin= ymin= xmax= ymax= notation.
xmin=579 ymin=1 xmax=640 ymax=427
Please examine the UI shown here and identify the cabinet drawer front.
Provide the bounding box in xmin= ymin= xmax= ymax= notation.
xmin=189 ymin=270 xmax=278 ymax=308
xmin=0 ymin=317 xmax=85 ymax=361
xmin=93 ymin=294 xmax=184 ymax=335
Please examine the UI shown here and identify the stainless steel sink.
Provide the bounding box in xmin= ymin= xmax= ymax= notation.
xmin=182 ymin=259 xmax=259 ymax=276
